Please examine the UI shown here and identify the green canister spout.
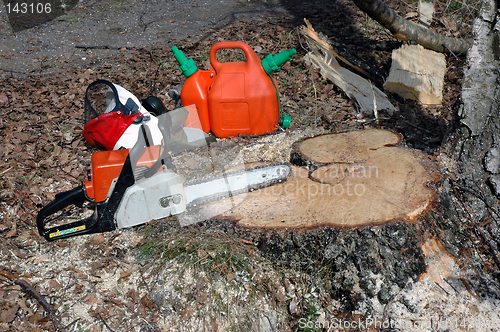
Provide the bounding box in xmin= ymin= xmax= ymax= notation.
xmin=171 ymin=46 xmax=198 ymax=78
xmin=261 ymin=48 xmax=297 ymax=74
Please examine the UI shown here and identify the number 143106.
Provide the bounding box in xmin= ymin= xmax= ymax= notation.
xmin=5 ymin=2 xmax=52 ymax=14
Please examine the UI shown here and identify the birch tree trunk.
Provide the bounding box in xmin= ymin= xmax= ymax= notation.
xmin=439 ymin=0 xmax=500 ymax=282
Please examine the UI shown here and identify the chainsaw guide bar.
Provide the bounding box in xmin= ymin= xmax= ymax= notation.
xmin=184 ymin=162 xmax=292 ymax=208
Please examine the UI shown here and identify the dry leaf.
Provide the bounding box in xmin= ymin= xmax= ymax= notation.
xmin=84 ymin=294 xmax=98 ymax=305
xmin=0 ymin=305 xmax=19 ymax=323
xmin=59 ymin=152 xmax=69 ymax=165
xmin=404 ymin=11 xmax=419 ymax=19
xmin=196 ymin=278 xmax=206 ymax=291
xmin=120 ymin=267 xmax=133 ymax=279
xmin=127 ymin=289 xmax=139 ymax=303
xmin=91 ymin=235 xmax=105 ymax=245
xmin=109 ymin=298 xmax=124 ymax=308
xmin=196 ymin=291 xmax=208 ymax=304
xmin=49 ymin=280 xmax=62 ymax=290
xmin=276 ymin=288 xmax=285 ymax=302
xmin=141 ymin=295 xmax=155 ymax=308
xmin=0 ymin=94 xmax=8 ymax=104
xmin=197 ymin=249 xmax=207 ymax=258
xmin=33 ymin=254 xmax=48 ymax=264
xmin=180 ymin=306 xmax=193 ymax=321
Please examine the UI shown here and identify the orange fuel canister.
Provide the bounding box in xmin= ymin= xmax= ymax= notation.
xmin=208 ymin=42 xmax=295 ymax=138
xmin=172 ymin=46 xmax=215 ymax=133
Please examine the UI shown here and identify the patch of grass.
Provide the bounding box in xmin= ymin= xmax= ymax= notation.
xmin=158 ymin=60 xmax=170 ymax=69
xmin=158 ymin=229 xmax=253 ymax=278
xmin=299 ymin=303 xmax=322 ymax=332
xmin=108 ymin=1 xmax=124 ymax=10
xmin=136 ymin=225 xmax=291 ymax=329
xmin=138 ymin=241 xmax=159 ymax=259
xmin=14 ymin=173 xmax=29 ymax=183
xmin=59 ymin=14 xmax=77 ymax=27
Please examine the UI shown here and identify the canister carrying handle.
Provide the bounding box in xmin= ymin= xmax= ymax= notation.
xmin=209 ymin=42 xmax=257 ymax=73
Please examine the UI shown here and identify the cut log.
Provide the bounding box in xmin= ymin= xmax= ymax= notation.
xmin=200 ymin=129 xmax=437 ymax=229
xmin=384 ymin=44 xmax=446 ymax=105
xmin=418 ymin=0 xmax=434 ymax=26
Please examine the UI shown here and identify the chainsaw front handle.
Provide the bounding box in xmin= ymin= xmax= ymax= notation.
xmin=36 ymin=185 xmax=99 ymax=241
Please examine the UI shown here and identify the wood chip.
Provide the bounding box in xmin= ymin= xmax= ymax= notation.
xmin=300 ymin=20 xmax=396 ymax=115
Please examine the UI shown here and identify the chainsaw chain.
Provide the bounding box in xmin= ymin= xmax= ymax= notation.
xmin=185 ymin=162 xmax=291 ymax=208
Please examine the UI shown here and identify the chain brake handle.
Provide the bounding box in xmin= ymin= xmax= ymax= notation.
xmin=142 ymin=112 xmax=174 ymax=177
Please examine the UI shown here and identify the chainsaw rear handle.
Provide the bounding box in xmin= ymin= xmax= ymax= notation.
xmin=37 ymin=186 xmax=99 ymax=241
xmin=37 ymin=153 xmax=137 ymax=241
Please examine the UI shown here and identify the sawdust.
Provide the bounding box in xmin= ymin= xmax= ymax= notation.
xmin=388 ymin=239 xmax=500 ymax=332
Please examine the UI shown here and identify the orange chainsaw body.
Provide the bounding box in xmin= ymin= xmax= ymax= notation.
xmin=84 ymin=146 xmax=160 ymax=203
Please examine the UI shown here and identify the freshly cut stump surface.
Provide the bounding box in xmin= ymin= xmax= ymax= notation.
xmin=202 ymin=129 xmax=437 ymax=228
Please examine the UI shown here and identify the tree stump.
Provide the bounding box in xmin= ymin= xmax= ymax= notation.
xmin=201 ymin=129 xmax=437 ymax=229
xmin=193 ymin=129 xmax=441 ymax=313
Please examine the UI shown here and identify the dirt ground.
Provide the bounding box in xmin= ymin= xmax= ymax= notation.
xmin=1 ymin=0 xmax=293 ymax=74
xmin=2 ymin=0 xmax=499 ymax=331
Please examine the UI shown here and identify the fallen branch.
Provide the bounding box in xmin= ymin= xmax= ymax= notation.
xmin=8 ymin=180 xmax=33 ymax=213
xmin=14 ymin=279 xmax=57 ymax=320
xmin=353 ymin=0 xmax=472 ymax=54
xmin=75 ymin=44 xmax=131 ymax=50
xmin=98 ymin=313 xmax=116 ymax=332
xmin=1 ymin=167 xmax=12 ymax=175
xmin=62 ymin=318 xmax=81 ymax=331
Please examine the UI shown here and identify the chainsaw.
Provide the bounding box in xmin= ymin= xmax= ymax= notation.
xmin=37 ymin=114 xmax=291 ymax=242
